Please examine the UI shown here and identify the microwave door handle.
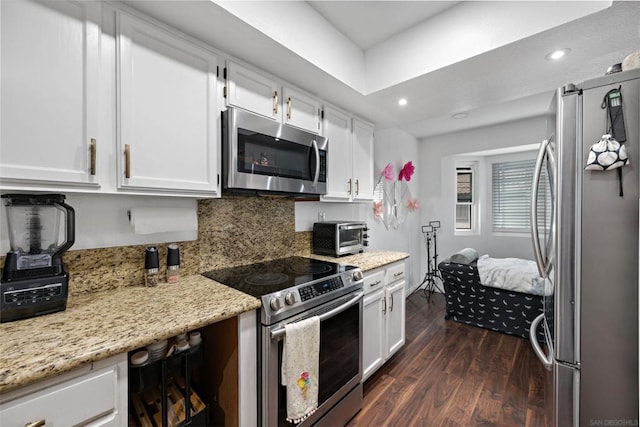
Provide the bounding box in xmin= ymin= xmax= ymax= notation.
xmin=311 ymin=139 xmax=320 ymax=187
xmin=270 ymin=291 xmax=363 ymax=340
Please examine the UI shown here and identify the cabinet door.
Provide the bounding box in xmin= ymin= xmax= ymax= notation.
xmin=117 ymin=13 xmax=219 ymax=195
xmin=0 ymin=0 xmax=100 ymax=187
xmin=282 ymin=87 xmax=321 ymax=134
xmin=321 ymin=106 xmax=353 ymax=201
xmin=386 ymin=279 xmax=406 ymax=358
xmin=352 ymin=119 xmax=375 ymax=202
xmin=226 ymin=61 xmax=280 ymax=121
xmin=363 ymin=288 xmax=385 ymax=381
xmin=0 ymin=355 xmax=126 ymax=427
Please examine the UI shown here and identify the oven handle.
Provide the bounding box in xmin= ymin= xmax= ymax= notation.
xmin=270 ymin=291 xmax=363 ymax=340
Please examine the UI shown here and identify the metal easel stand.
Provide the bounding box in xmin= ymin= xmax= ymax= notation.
xmin=418 ymin=221 xmax=444 ymax=301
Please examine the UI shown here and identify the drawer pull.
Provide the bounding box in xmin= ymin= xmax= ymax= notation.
xmin=287 ymin=97 xmax=292 ymax=119
xmin=347 ymin=178 xmax=352 ymax=195
xmin=393 ymin=272 xmax=403 ymax=277
xmin=382 ymin=297 xmax=386 ymax=314
xmin=370 ymin=280 xmax=382 ymax=287
xmin=390 ymin=295 xmax=394 ymax=312
xmin=25 ymin=420 xmax=46 ymax=427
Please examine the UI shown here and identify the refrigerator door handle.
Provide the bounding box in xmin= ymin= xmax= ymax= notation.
xmin=530 ymin=313 xmax=553 ymax=371
xmin=531 ymin=137 xmax=553 ymax=278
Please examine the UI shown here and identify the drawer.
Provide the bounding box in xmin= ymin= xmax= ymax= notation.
xmin=363 ymin=270 xmax=385 ymax=295
xmin=386 ymin=262 xmax=406 ymax=284
xmin=1 ymin=364 xmax=119 ymax=427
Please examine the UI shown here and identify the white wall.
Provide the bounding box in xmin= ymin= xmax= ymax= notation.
xmin=295 ymin=126 xmax=421 ymax=290
xmin=418 ymin=116 xmax=548 ymax=280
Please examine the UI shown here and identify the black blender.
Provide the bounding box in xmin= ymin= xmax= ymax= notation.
xmin=1 ymin=194 xmax=75 ymax=322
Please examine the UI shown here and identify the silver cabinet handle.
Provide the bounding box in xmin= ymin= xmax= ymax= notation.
xmin=529 ymin=313 xmax=552 ymax=371
xmin=25 ymin=421 xmax=46 ymax=427
xmin=90 ymin=138 xmax=97 ymax=176
xmin=390 ymin=294 xmax=394 ymax=312
xmin=370 ymin=280 xmax=382 ymax=287
xmin=124 ymin=143 xmax=131 ymax=179
xmin=273 ymin=91 xmax=278 ymax=115
xmin=382 ymin=297 xmax=386 ymax=314
xmin=355 ymin=179 xmax=360 ymax=195
xmin=393 ymin=272 xmax=403 ymax=278
xmin=347 ymin=178 xmax=352 ymax=195
xmin=287 ymin=97 xmax=292 ymax=119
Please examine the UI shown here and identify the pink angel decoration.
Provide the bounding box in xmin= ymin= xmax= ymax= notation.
xmin=382 ymin=163 xmax=395 ymax=182
xmin=398 ymin=161 xmax=415 ymax=181
xmin=372 ymin=201 xmax=384 ymax=218
xmin=405 ymin=198 xmax=419 ymax=212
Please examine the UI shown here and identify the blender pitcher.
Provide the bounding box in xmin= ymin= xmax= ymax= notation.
xmin=1 ymin=194 xmax=75 ymax=322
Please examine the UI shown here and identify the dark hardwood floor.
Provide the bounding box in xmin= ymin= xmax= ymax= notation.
xmin=347 ymin=291 xmax=546 ymax=427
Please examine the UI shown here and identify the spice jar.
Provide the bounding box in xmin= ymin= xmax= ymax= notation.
xmin=144 ymin=246 xmax=159 ymax=287
xmin=166 ymin=244 xmax=180 ymax=283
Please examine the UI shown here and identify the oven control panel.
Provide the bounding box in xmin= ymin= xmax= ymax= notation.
xmin=299 ymin=277 xmax=344 ymax=302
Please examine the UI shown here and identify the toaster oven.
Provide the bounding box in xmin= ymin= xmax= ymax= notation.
xmin=312 ymin=221 xmax=368 ymax=257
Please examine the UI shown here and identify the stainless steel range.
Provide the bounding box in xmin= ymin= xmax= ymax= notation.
xmin=203 ymin=256 xmax=364 ymax=427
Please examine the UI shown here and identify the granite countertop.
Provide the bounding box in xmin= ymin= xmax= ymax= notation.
xmin=311 ymin=250 xmax=410 ymax=272
xmin=0 ymin=275 xmax=260 ymax=394
xmin=0 ymin=250 xmax=408 ymax=395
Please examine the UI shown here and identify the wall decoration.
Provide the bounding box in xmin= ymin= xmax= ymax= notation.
xmin=373 ymin=161 xmax=418 ymax=230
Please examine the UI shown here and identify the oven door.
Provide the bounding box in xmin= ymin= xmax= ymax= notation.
xmin=262 ymin=290 xmax=363 ymax=427
xmin=223 ymin=107 xmax=327 ymax=196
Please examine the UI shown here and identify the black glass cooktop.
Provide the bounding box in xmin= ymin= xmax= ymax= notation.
xmin=202 ymin=256 xmax=352 ymax=298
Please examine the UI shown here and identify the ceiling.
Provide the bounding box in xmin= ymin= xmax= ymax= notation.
xmin=307 ymin=1 xmax=461 ymax=50
xmin=124 ymin=1 xmax=640 ymax=140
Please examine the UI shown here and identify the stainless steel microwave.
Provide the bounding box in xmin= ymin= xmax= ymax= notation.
xmin=222 ymin=107 xmax=328 ymax=197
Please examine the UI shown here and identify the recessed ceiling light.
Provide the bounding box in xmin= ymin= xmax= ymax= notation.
xmin=398 ymin=98 xmax=407 ymax=106
xmin=452 ymin=112 xmax=467 ymax=119
xmin=545 ymin=48 xmax=571 ymax=61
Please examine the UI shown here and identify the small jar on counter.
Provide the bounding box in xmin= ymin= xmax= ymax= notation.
xmin=144 ymin=246 xmax=159 ymax=287
xmin=166 ymin=244 xmax=180 ymax=283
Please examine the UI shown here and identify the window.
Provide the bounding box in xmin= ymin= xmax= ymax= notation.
xmin=492 ymin=159 xmax=549 ymax=233
xmin=455 ymin=167 xmax=474 ymax=230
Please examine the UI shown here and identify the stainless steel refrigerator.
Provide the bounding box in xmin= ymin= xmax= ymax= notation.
xmin=530 ymin=68 xmax=640 ymax=426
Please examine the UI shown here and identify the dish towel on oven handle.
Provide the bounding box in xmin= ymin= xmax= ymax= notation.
xmin=281 ymin=315 xmax=320 ymax=424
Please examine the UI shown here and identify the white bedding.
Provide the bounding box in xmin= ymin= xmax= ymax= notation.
xmin=476 ymin=254 xmax=544 ymax=296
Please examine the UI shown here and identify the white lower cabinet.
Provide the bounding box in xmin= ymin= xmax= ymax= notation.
xmin=362 ymin=260 xmax=407 ymax=382
xmin=0 ymin=353 xmax=128 ymax=427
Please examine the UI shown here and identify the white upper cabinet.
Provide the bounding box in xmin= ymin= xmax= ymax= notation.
xmin=0 ymin=0 xmax=101 ymax=189
xmin=225 ymin=61 xmax=321 ymax=134
xmin=321 ymin=106 xmax=353 ymax=201
xmin=351 ymin=119 xmax=375 ymax=202
xmin=226 ymin=60 xmax=280 ymax=121
xmin=116 ymin=13 xmax=220 ymax=196
xmin=282 ymin=87 xmax=321 ymax=133
xmin=322 ymin=111 xmax=374 ymax=202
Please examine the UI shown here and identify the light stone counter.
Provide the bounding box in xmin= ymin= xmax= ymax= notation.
xmin=310 ymin=250 xmax=410 ymax=272
xmin=0 ymin=250 xmax=407 ymax=395
xmin=0 ymin=275 xmax=260 ymax=394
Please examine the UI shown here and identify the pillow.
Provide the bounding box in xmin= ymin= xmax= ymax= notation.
xmin=449 ymin=248 xmax=479 ymax=265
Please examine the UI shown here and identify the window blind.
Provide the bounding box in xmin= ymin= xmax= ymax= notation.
xmin=492 ymin=159 xmax=550 ymax=233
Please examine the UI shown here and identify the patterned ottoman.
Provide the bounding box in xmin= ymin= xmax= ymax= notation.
xmin=438 ymin=261 xmax=544 ymax=341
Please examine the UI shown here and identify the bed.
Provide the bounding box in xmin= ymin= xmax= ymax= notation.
xmin=437 ymin=250 xmax=545 ymax=341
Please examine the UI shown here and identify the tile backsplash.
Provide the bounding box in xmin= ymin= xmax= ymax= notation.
xmin=0 ymin=197 xmax=313 ymax=297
